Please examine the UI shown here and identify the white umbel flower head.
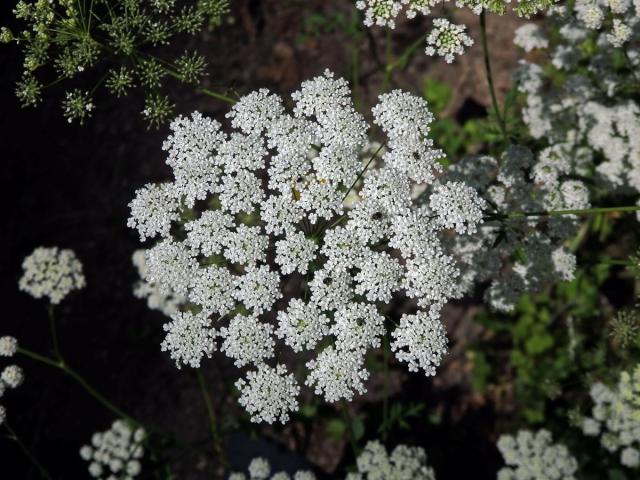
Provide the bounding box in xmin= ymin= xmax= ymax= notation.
xmin=19 ymin=247 xmax=86 ymax=304
xmin=276 ymin=299 xmax=330 ymax=352
xmin=305 ymin=347 xmax=369 ymax=403
xmin=514 ymin=23 xmax=549 ymax=52
xmin=127 ymin=183 xmax=179 ymax=241
xmin=391 ymin=311 xmax=448 ymax=375
xmin=275 ymin=232 xmax=318 ymax=275
xmin=425 ymin=18 xmax=474 ymax=64
xmin=348 ymin=440 xmax=436 ymax=480
xmin=220 ymin=314 xmax=274 ymax=367
xmin=497 ymin=429 xmax=578 ymax=480
xmin=1 ymin=365 xmax=24 ymax=389
xmin=80 ymin=420 xmax=146 ymax=480
xmin=0 ymin=337 xmax=18 ymax=357
xmin=160 ymin=311 xmax=216 ymax=369
xmin=129 ymin=71 xmax=485 ymax=421
xmin=230 ymin=457 xmax=317 ymax=480
xmin=581 ymin=365 xmax=640 ymax=468
xmin=429 ymin=181 xmax=487 ymax=234
xmin=235 ymin=364 xmax=300 ymax=424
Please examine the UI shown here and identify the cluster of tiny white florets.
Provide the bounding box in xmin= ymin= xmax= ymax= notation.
xmin=229 ymin=457 xmax=317 ymax=480
xmin=425 ymin=18 xmax=474 ymax=63
xmin=514 ymin=23 xmax=550 ymax=52
xmin=19 ymin=247 xmax=86 ymax=304
xmin=346 ymin=440 xmax=436 ymax=480
xmin=132 ymin=249 xmax=186 ymax=317
xmin=355 ymin=0 xmax=440 ymax=28
xmin=497 ymin=429 xmax=578 ymax=480
xmin=444 ymin=145 xmax=586 ymax=312
xmin=355 ymin=0 xmax=557 ymax=30
xmin=79 ymin=420 xmax=145 ymax=480
xmin=581 ymin=365 xmax=640 ymax=468
xmin=128 ymin=70 xmax=486 ymax=423
xmin=0 ymin=336 xmax=22 ymax=427
xmin=514 ymin=2 xmax=640 ymax=214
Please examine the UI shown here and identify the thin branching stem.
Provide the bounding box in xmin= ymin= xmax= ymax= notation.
xmin=17 ymin=347 xmax=135 ymax=424
xmin=47 ymin=305 xmax=62 ymax=362
xmin=196 ymin=371 xmax=228 ymax=468
xmin=340 ymin=401 xmax=360 ymax=458
xmin=487 ymin=205 xmax=640 ymax=221
xmin=382 ymin=332 xmax=390 ymax=442
xmin=479 ymin=10 xmax=507 ymax=138
xmin=342 ymin=142 xmax=386 ymax=201
xmin=4 ymin=423 xmax=53 ymax=480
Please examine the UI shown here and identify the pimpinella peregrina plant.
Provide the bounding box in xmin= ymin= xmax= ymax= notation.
xmin=1 ymin=0 xmax=231 ymax=127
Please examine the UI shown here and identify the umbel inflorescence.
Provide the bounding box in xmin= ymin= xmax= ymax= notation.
xmin=355 ymin=0 xmax=559 ymax=28
xmin=19 ymin=246 xmax=86 ymax=305
xmin=497 ymin=429 xmax=578 ymax=480
xmin=0 ymin=336 xmax=24 ymax=427
xmin=1 ymin=0 xmax=231 ymax=126
xmin=128 ymin=70 xmax=486 ymax=424
xmin=581 ymin=365 xmax=640 ymax=469
xmin=79 ymin=420 xmax=146 ymax=480
xmin=347 ymin=440 xmax=436 ymax=480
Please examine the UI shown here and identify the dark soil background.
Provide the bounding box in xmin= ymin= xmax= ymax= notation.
xmin=1 ymin=1 xmax=524 ymax=478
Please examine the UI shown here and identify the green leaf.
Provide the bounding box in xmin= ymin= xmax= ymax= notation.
xmin=422 ymin=78 xmax=452 ymax=114
xmin=326 ymin=419 xmax=346 ymax=439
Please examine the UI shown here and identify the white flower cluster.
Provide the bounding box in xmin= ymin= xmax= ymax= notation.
xmin=229 ymin=457 xmax=316 ymax=480
xmin=444 ymin=146 xmax=586 ymax=312
xmin=355 ymin=0 xmax=558 ymax=29
xmin=346 ymin=440 xmax=436 ymax=480
xmin=128 ymin=70 xmax=486 ymax=423
xmin=132 ymin=249 xmax=185 ymax=317
xmin=19 ymin=247 xmax=86 ymax=304
xmin=514 ymin=3 xmax=640 ymax=211
xmin=0 ymin=336 xmax=22 ymax=427
xmin=581 ymin=365 xmax=640 ymax=468
xmin=514 ymin=23 xmax=549 ymax=52
xmin=425 ymin=18 xmax=474 ymax=63
xmin=497 ymin=429 xmax=578 ymax=480
xmin=79 ymin=420 xmax=145 ymax=480
xmin=355 ymin=0 xmax=437 ymax=28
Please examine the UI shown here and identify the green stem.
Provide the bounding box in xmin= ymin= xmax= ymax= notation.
xmin=479 ymin=10 xmax=507 ymax=138
xmin=342 ymin=142 xmax=386 ymax=201
xmin=197 ymin=87 xmax=236 ymax=105
xmin=340 ymin=402 xmax=359 ymax=458
xmin=488 ymin=205 xmax=640 ymax=221
xmin=4 ymin=423 xmax=53 ymax=480
xmin=382 ymin=333 xmax=390 ymax=442
xmin=196 ymin=371 xmax=228 ymax=467
xmin=47 ymin=305 xmax=62 ymax=362
xmin=381 ymin=28 xmax=394 ymax=92
xmin=17 ymin=347 xmax=136 ymax=424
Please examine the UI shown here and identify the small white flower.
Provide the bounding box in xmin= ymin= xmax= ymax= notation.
xmin=233 ymin=266 xmax=282 ymax=314
xmin=305 ymin=347 xmax=369 ymax=402
xmin=235 ymin=364 xmax=300 ymax=424
xmin=429 ymin=181 xmax=486 ymax=234
xmin=220 ymin=314 xmax=274 ymax=367
xmin=248 ymin=457 xmax=271 ymax=479
xmin=276 ymin=298 xmax=330 ymax=352
xmin=275 ymin=231 xmax=318 ymax=275
xmin=514 ymin=23 xmax=549 ymax=52
xmin=160 ymin=311 xmax=216 ymax=369
xmin=497 ymin=429 xmax=578 ymax=480
xmin=1 ymin=365 xmax=24 ymax=388
xmin=127 ymin=183 xmax=179 ymax=241
xmin=424 ymin=18 xmax=474 ymax=63
xmin=391 ymin=311 xmax=447 ymax=376
xmin=19 ymin=247 xmax=86 ymax=304
xmin=0 ymin=337 xmax=18 ymax=357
